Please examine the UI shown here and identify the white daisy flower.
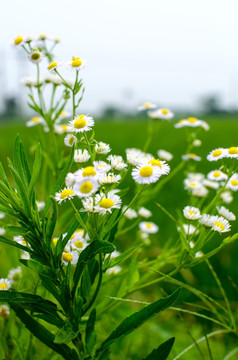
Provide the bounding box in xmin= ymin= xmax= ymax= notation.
xmin=94 ymin=191 xmax=121 ymax=214
xmin=0 ymin=278 xmax=11 ymax=291
xmin=148 ymin=108 xmax=174 ymax=120
xmin=21 ymin=77 xmax=42 ymax=87
xmin=21 ymin=251 xmax=30 ymax=260
xmin=220 ymin=191 xmax=233 ymax=204
xmin=44 ymin=74 xmax=62 ymax=85
xmin=54 ymin=124 xmax=69 ymax=134
xmin=68 ymin=115 xmax=94 ymax=133
xmin=132 ymin=164 xmax=161 ymax=184
xmin=139 ymin=221 xmax=159 ymax=233
xmin=55 ymin=188 xmax=75 ymax=203
xmin=110 ymin=250 xmax=121 ymax=258
xmin=99 ymin=173 xmax=121 ymax=185
xmin=217 ymin=206 xmax=236 ymax=221
xmin=189 ymin=241 xmax=195 ymax=248
xmin=175 ymin=117 xmax=209 ymax=130
xmin=26 ymin=116 xmax=45 ymax=127
xmin=183 ymin=206 xmax=201 ymax=220
xmin=0 ymin=213 xmax=5 ymax=219
xmin=203 ymin=179 xmax=220 ymax=189
xmin=207 ymin=148 xmax=226 ymax=161
xmin=178 ymin=224 xmax=197 ymax=235
xmin=147 ymin=159 xmax=170 ymax=175
xmin=187 ymin=173 xmax=205 ymax=182
xmin=207 ymin=170 xmax=228 ymax=181
xmin=0 ymin=305 xmax=10 ymax=318
xmin=95 ymin=142 xmax=111 ymax=155
xmin=0 ymin=228 xmax=5 ymax=235
xmin=106 ymin=266 xmax=122 ymax=275
xmin=126 ymin=148 xmax=147 ymax=167
xmin=184 ymin=179 xmax=203 ymax=191
xmin=157 ymin=149 xmax=173 ymax=161
xmin=13 ymin=35 xmax=24 ymax=47
xmin=74 ymin=149 xmax=90 ymax=163
xmin=195 ymin=251 xmax=204 ymax=258
xmin=74 ymin=178 xmax=99 ymax=198
xmin=29 ymin=50 xmax=43 ymax=64
xmin=137 ymin=102 xmax=157 ymax=111
xmin=193 ymin=139 xmax=202 ymax=147
xmin=75 ymin=166 xmax=99 ymax=179
xmin=211 ymin=216 xmax=231 ymax=233
xmin=70 ymin=237 xmax=88 ymax=251
xmin=182 ymin=153 xmax=201 ymax=161
xmin=82 ymin=197 xmax=94 ymax=212
xmin=14 ymin=235 xmax=27 ymax=246
xmin=64 ymin=134 xmax=77 ymax=147
xmin=200 ymin=214 xmax=219 ymax=227
xmin=225 ymin=147 xmax=238 ymax=158
xmin=122 ymin=206 xmax=137 ymax=219
xmin=66 ymin=57 xmax=87 ymax=71
xmin=47 ymin=61 xmax=59 ymax=71
xmin=36 ymin=201 xmax=45 ymax=211
xmin=93 ymin=161 xmax=111 ymax=173
xmin=8 ymin=267 xmax=22 ymax=282
xmin=65 ymin=173 xmax=76 ymax=187
xmin=192 ymin=186 xmax=209 ymax=198
xmin=138 ymin=207 xmax=152 ymax=218
xmin=62 ymin=251 xmax=79 ymax=266
xmin=227 ymin=174 xmax=238 ymax=191
xmin=107 ymin=155 xmax=127 ymax=171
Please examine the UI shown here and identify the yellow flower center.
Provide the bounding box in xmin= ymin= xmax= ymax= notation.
xmin=39 ymin=34 xmax=47 ymax=39
xmin=68 ymin=136 xmax=75 ymax=146
xmin=61 ymin=125 xmax=68 ymax=131
xmin=161 ymin=109 xmax=169 ymax=115
xmin=230 ymin=179 xmax=238 ymax=186
xmin=52 ymin=238 xmax=58 ymax=246
xmin=54 ymin=38 xmax=60 ymax=43
xmin=228 ymin=147 xmax=238 ymax=154
xmin=71 ymin=59 xmax=82 ymax=67
xmin=70 ymin=234 xmax=75 ymax=239
xmin=60 ymin=111 xmax=68 ymax=117
xmin=32 ymin=117 xmax=40 ymax=123
xmin=82 ymin=166 xmax=97 ymax=177
xmin=146 ymin=223 xmax=152 ymax=228
xmin=74 ymin=240 xmax=84 ymax=249
xmin=14 ymin=36 xmax=23 ymax=45
xmin=74 ymin=119 xmax=87 ymax=129
xmin=214 ymin=222 xmax=224 ymax=231
xmin=100 ymin=199 xmax=114 ymax=208
xmin=31 ymin=52 xmax=41 ymax=61
xmin=22 ymin=240 xmax=26 ymax=245
xmin=80 ymin=181 xmax=93 ymax=194
xmin=60 ymin=189 xmax=74 ymax=199
xmin=143 ymin=102 xmax=152 ymax=108
xmin=212 ymin=150 xmax=222 ymax=157
xmin=188 ymin=117 xmax=197 ymax=123
xmin=48 ymin=61 xmax=58 ymax=70
xmin=189 ymin=182 xmax=196 ymax=187
xmin=213 ymin=171 xmax=221 ymax=177
xmin=189 ymin=153 xmax=197 ymax=157
xmin=139 ymin=166 xmax=153 ymax=177
xmin=62 ymin=253 xmax=73 ymax=262
xmin=0 ymin=283 xmax=8 ymax=290
xmin=188 ymin=211 xmax=195 ymax=215
xmin=148 ymin=159 xmax=162 ymax=167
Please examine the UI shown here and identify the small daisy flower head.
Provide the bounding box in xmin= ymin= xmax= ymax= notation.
xmin=195 ymin=251 xmax=204 ymax=258
xmin=64 ymin=134 xmax=77 ymax=147
xmin=36 ymin=201 xmax=45 ymax=212
xmin=38 ymin=34 xmax=47 ymax=41
xmin=0 ymin=228 xmax=5 ymax=235
xmin=65 ymin=173 xmax=76 ymax=187
xmin=67 ymin=57 xmax=87 ymax=71
xmin=139 ymin=221 xmax=159 ymax=233
xmin=14 ymin=235 xmax=27 ymax=246
xmin=0 ymin=278 xmax=11 ymax=291
xmin=211 ymin=216 xmax=231 ymax=233
xmin=82 ymin=197 xmax=95 ymax=212
xmin=217 ymin=206 xmax=236 ymax=221
xmin=110 ymin=250 xmax=121 ymax=258
xmin=183 ymin=206 xmax=201 ymax=220
xmin=70 ymin=237 xmax=88 ymax=251
xmin=138 ymin=207 xmax=152 ymax=218
xmin=220 ymin=191 xmax=233 ymax=204
xmin=225 ymin=146 xmax=238 ymax=158
xmin=203 ymin=179 xmax=220 ymax=189
xmin=184 ymin=179 xmax=202 ymax=191
xmin=126 ymin=148 xmax=146 ymax=166
xmin=76 ymin=166 xmax=99 ymax=179
xmin=94 ymin=191 xmax=121 ymax=214
xmin=14 ymin=35 xmax=24 ymax=47
xmin=21 ymin=251 xmax=30 ymax=260
xmin=52 ymin=237 xmax=59 ymax=246
xmin=200 ymin=214 xmax=218 ymax=227
xmin=74 ymin=149 xmax=90 ymax=163
xmin=55 ymin=188 xmax=75 ymax=203
xmin=175 ymin=117 xmax=209 ymax=130
xmin=122 ymin=206 xmax=137 ymax=219
xmin=227 ymin=174 xmax=238 ymax=191
xmin=74 ymin=178 xmax=99 ymax=198
xmin=157 ymin=149 xmax=173 ymax=161
xmin=26 ymin=116 xmax=45 ymax=127
xmin=106 ymin=266 xmax=122 ymax=275
xmin=132 ymin=164 xmax=161 ymax=184
xmin=207 ymin=170 xmax=228 ymax=181
xmin=187 ymin=173 xmax=205 ymax=182
xmin=0 ymin=305 xmax=10 ymax=318
xmin=48 ymin=61 xmax=58 ymax=71
xmin=192 ymin=186 xmax=209 ymax=198
xmin=54 ymin=124 xmax=69 ymax=134
xmin=62 ymin=250 xmax=79 ymax=266
xmin=21 ymin=77 xmax=40 ymax=87
xmin=95 ymin=142 xmax=111 ymax=155
xmin=0 ymin=212 xmax=5 ymax=219
xmin=44 ymin=74 xmax=62 ymax=86
xmin=8 ymin=267 xmax=22 ymax=282
xmin=99 ymin=172 xmax=121 ymax=185
xmin=147 ymin=159 xmax=170 ymax=175
xmin=68 ymin=115 xmax=94 ymax=133
xmin=138 ymin=102 xmax=157 ymax=111
xmin=29 ymin=50 xmax=43 ymax=64
xmin=207 ymin=148 xmax=226 ymax=161
xmin=193 ymin=139 xmax=202 ymax=147
xmin=148 ymin=108 xmax=174 ymax=120
xmin=178 ymin=224 xmax=197 ymax=235
xmin=93 ymin=161 xmax=111 ymax=173
xmin=107 ymin=155 xmax=127 ymax=171
xmin=182 ymin=153 xmax=201 ymax=162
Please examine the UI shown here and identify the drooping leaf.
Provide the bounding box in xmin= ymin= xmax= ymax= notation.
xmin=0 ymin=235 xmax=34 ymax=255
xmin=109 ymin=244 xmax=142 ymax=269
xmin=142 ymin=337 xmax=175 ymax=360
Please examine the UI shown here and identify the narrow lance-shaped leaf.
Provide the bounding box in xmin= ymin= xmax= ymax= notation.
xmin=142 ymin=337 xmax=175 ymax=360
xmin=0 ymin=235 xmax=34 ymax=255
xmin=108 ymin=244 xmax=143 ymax=269
xmin=28 ymin=142 xmax=42 ymax=200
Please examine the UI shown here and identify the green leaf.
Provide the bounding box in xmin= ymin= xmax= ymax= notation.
xmin=85 ymin=309 xmax=97 ymax=353
xmin=100 ymin=209 xmax=121 ymax=242
xmin=0 ymin=235 xmax=34 ymax=255
xmin=45 ymin=197 xmax=58 ymax=250
xmin=126 ymin=253 xmax=140 ymax=291
xmin=81 ymin=265 xmax=92 ymax=303
xmin=28 ymin=142 xmax=42 ymax=200
xmin=109 ymin=244 xmax=142 ymax=269
xmin=96 ymin=288 xmax=181 ymax=353
xmin=20 ymin=259 xmax=59 ymax=281
xmin=54 ymin=323 xmax=79 ymax=344
xmin=142 ymin=337 xmax=175 ymax=360
xmin=19 ymin=141 xmax=32 ymax=185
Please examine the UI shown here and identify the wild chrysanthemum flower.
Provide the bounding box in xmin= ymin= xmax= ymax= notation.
xmin=132 ymin=164 xmax=161 ymax=184
xmin=8 ymin=267 xmax=22 ymax=282
xmin=66 ymin=57 xmax=87 ymax=71
xmin=70 ymin=237 xmax=88 ymax=251
xmin=178 ymin=224 xmax=197 ymax=235
xmin=0 ymin=228 xmax=5 ymax=235
xmin=207 ymin=148 xmax=226 ymax=161
xmin=68 ymin=115 xmax=94 ymax=133
xmin=13 ymin=35 xmax=24 ymax=47
xmin=93 ymin=161 xmax=111 ymax=173
xmin=147 ymin=159 xmax=170 ymax=175
xmin=122 ymin=206 xmax=137 ymax=219
xmin=74 ymin=178 xmax=99 ymax=198
xmin=183 ymin=206 xmax=201 ymax=220
xmin=207 ymin=170 xmax=228 ymax=181
xmin=55 ymin=188 xmax=75 ymax=203
xmin=94 ymin=191 xmax=121 ymax=214
xmin=64 ymin=134 xmax=77 ymax=147
xmin=14 ymin=235 xmax=27 ymax=246
xmin=74 ymin=149 xmax=90 ymax=163
xmin=193 ymin=139 xmax=202 ymax=147
xmin=26 ymin=116 xmax=45 ymax=127
xmin=175 ymin=117 xmax=209 ymax=130
xmin=137 ymin=102 xmax=156 ymax=111
xmin=65 ymin=173 xmax=76 ymax=187
xmin=192 ymin=186 xmax=208 ymax=197
xmin=21 ymin=77 xmax=42 ymax=87
xmin=217 ymin=206 xmax=236 ymax=221
xmin=29 ymin=50 xmax=43 ymax=64
xmin=0 ymin=279 xmax=11 ymax=291
xmin=182 ymin=153 xmax=201 ymax=161
xmin=95 ymin=142 xmax=111 ymax=155
xmin=126 ymin=148 xmax=148 ymax=167
xmin=148 ymin=108 xmax=174 ymax=120
xmin=21 ymin=251 xmax=30 ymax=260
xmin=107 ymin=155 xmax=127 ymax=171
xmin=200 ymin=214 xmax=218 ymax=227
xmin=157 ymin=149 xmax=173 ymax=161
xmin=220 ymin=191 xmax=233 ymax=204
xmin=62 ymin=251 xmax=79 ymax=265
xmin=184 ymin=179 xmax=202 ymax=191
xmin=187 ymin=173 xmax=205 ymax=182
xmin=44 ymin=74 xmax=62 ymax=85
xmin=99 ymin=173 xmax=121 ymax=185
xmin=225 ymin=147 xmax=238 ymax=158
xmin=82 ymin=197 xmax=95 ymax=212
xmin=202 ymin=179 xmax=220 ymax=189
xmin=139 ymin=221 xmax=159 ymax=233
xmin=106 ymin=266 xmax=122 ymax=275
xmin=138 ymin=207 xmax=152 ymax=218
xmin=48 ymin=61 xmax=58 ymax=71
xmin=211 ymin=216 xmax=231 ymax=233
xmin=75 ymin=166 xmax=99 ymax=179
xmin=36 ymin=201 xmax=45 ymax=211
xmin=0 ymin=305 xmax=10 ymax=318
xmin=0 ymin=212 xmax=5 ymax=219
xmin=227 ymin=174 xmax=238 ymax=191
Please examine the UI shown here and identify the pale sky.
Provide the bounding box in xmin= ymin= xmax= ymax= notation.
xmin=1 ymin=0 xmax=238 ymax=114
